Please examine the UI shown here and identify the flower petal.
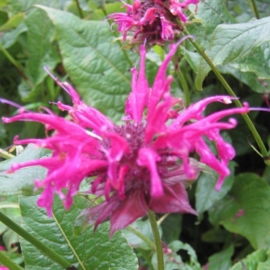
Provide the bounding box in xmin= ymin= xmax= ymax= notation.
xmin=110 ymin=189 xmax=148 ymax=236
xmin=137 ymin=148 xmax=163 ymax=197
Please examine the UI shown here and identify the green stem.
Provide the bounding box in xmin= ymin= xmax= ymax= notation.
xmin=181 ymin=27 xmax=269 ymax=161
xmin=0 ymin=43 xmax=33 ymax=88
xmin=148 ymin=210 xmax=164 ymax=270
xmin=173 ymin=57 xmax=191 ymax=107
xmin=127 ymin=226 xmax=156 ymax=250
xmin=0 ymin=148 xmax=15 ymax=159
xmin=250 ymin=0 xmax=260 ymax=19
xmin=0 ymin=250 xmax=24 ymax=270
xmin=74 ymin=0 xmax=84 ymax=18
xmin=0 ymin=212 xmax=71 ymax=269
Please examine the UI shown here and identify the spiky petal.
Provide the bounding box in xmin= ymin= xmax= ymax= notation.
xmin=2 ymin=41 xmax=248 ymax=236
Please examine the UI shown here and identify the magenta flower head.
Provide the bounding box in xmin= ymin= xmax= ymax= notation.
xmin=2 ymin=40 xmax=248 ymax=236
xmin=109 ymin=0 xmax=199 ymax=45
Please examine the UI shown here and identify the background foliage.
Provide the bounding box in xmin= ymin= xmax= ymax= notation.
xmin=0 ymin=0 xmax=270 ymax=269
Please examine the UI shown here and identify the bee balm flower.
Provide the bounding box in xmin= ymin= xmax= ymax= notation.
xmin=109 ymin=0 xmax=199 ymax=44
xmin=2 ymin=41 xmax=248 ymax=236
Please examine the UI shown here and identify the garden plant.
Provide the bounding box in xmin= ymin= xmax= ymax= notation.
xmin=0 ymin=0 xmax=270 ymax=269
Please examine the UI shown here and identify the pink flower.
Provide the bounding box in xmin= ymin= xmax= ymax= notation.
xmin=0 ymin=267 xmax=9 ymax=270
xmin=2 ymin=41 xmax=248 ymax=236
xmin=109 ymin=0 xmax=199 ymax=44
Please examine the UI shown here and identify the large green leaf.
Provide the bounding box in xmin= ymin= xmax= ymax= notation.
xmin=39 ymin=6 xmax=133 ymax=121
xmin=20 ymin=195 xmax=138 ymax=270
xmin=210 ymin=17 xmax=270 ymax=65
xmin=197 ymin=0 xmax=236 ymax=34
xmin=195 ymin=17 xmax=270 ymax=89
xmin=208 ymin=173 xmax=270 ymax=249
xmin=25 ymin=8 xmax=60 ymax=86
xmin=0 ymin=144 xmax=48 ymax=196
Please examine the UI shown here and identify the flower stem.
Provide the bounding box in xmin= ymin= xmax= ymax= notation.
xmin=148 ymin=210 xmax=164 ymax=270
xmin=0 ymin=212 xmax=71 ymax=269
xmin=74 ymin=0 xmax=84 ymax=18
xmin=0 ymin=250 xmax=24 ymax=270
xmin=250 ymin=0 xmax=260 ymax=19
xmin=181 ymin=27 xmax=269 ymax=161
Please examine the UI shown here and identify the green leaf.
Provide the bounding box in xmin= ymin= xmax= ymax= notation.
xmin=0 ymin=22 xmax=27 ymax=49
xmin=231 ymin=43 xmax=270 ymax=80
xmin=195 ymin=162 xmax=235 ymax=215
xmin=210 ymin=17 xmax=270 ymax=65
xmin=39 ymin=6 xmax=133 ymax=121
xmin=208 ymin=173 xmax=270 ymax=249
xmin=25 ymin=8 xmax=60 ymax=86
xmin=0 ymin=144 xmax=48 ymax=196
xmin=20 ymin=195 xmax=138 ymax=270
xmin=197 ymin=0 xmax=236 ymax=34
xmin=218 ymin=64 xmax=268 ymax=93
xmin=230 ymin=249 xmax=270 ymax=270
xmin=161 ymin=214 xmax=182 ymax=244
xmin=0 ymin=12 xmax=24 ymax=31
xmin=195 ymin=17 xmax=270 ymax=89
xmin=207 ymin=245 xmax=234 ymax=270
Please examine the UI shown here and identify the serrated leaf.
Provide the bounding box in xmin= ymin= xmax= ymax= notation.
xmin=20 ymin=195 xmax=138 ymax=270
xmin=39 ymin=6 xmax=132 ymax=121
xmin=197 ymin=0 xmax=236 ymax=34
xmin=208 ymin=173 xmax=270 ymax=249
xmin=195 ymin=17 xmax=270 ymax=89
xmin=0 ymin=144 xmax=48 ymax=196
xmin=210 ymin=17 xmax=270 ymax=65
xmin=195 ymin=163 xmax=235 ymax=215
xmin=25 ymin=8 xmax=60 ymax=86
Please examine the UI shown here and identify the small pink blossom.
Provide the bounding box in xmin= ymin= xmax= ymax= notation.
xmin=2 ymin=41 xmax=248 ymax=235
xmin=109 ymin=0 xmax=199 ymax=44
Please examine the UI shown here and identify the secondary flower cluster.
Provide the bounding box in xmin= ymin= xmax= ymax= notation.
xmin=109 ymin=0 xmax=199 ymax=44
xmin=3 ymin=42 xmax=248 ymax=236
